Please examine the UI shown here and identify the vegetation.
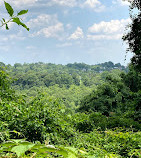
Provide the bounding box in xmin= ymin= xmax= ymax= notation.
xmin=0 ymin=1 xmax=29 ymax=30
xmin=0 ymin=0 xmax=141 ymax=158
xmin=123 ymin=0 xmax=141 ymax=72
xmin=0 ymin=61 xmax=140 ymax=157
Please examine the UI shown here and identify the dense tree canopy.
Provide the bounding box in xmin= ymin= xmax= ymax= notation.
xmin=123 ymin=0 xmax=141 ymax=72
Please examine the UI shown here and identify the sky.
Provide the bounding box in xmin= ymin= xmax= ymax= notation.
xmin=0 ymin=0 xmax=133 ymax=65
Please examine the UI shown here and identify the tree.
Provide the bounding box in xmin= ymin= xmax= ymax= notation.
xmin=122 ymin=64 xmax=141 ymax=92
xmin=123 ymin=0 xmax=141 ymax=72
xmin=122 ymin=0 xmax=141 ymax=122
xmin=0 ymin=1 xmax=29 ymax=31
xmin=0 ymin=67 xmax=15 ymax=100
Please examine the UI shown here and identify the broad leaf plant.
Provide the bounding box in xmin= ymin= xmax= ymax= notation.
xmin=0 ymin=1 xmax=29 ymax=31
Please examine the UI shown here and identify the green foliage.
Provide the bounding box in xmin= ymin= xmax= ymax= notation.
xmin=78 ymin=74 xmax=130 ymax=113
xmin=0 ymin=0 xmax=140 ymax=157
xmin=0 ymin=1 xmax=29 ymax=31
xmin=0 ymin=139 xmax=88 ymax=158
xmin=4 ymin=1 xmax=14 ymax=17
xmin=0 ymin=67 xmax=15 ymax=101
xmin=122 ymin=0 xmax=141 ymax=72
xmin=4 ymin=62 xmax=126 ymax=90
xmin=74 ymin=112 xmax=141 ymax=133
xmin=0 ymin=130 xmax=141 ymax=158
xmin=0 ymin=62 xmax=140 ymax=158
xmin=122 ymin=65 xmax=141 ymax=92
xmin=12 ymin=17 xmax=29 ymax=31
xmin=17 ymin=10 xmax=28 ymax=16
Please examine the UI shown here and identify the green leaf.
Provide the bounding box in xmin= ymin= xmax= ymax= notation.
xmin=1 ymin=141 xmax=16 ymax=147
xmin=17 ymin=10 xmax=28 ymax=16
xmin=2 ymin=18 xmax=5 ymax=22
xmin=0 ymin=146 xmax=14 ymax=152
xmin=65 ymin=147 xmax=78 ymax=154
xmin=36 ymin=152 xmax=49 ymax=157
xmin=68 ymin=152 xmax=77 ymax=158
xmin=19 ymin=141 xmax=33 ymax=146
xmin=31 ymin=144 xmax=45 ymax=149
xmin=4 ymin=1 xmax=14 ymax=17
xmin=6 ymin=24 xmax=9 ymax=30
xmin=11 ymin=144 xmax=35 ymax=157
xmin=12 ymin=17 xmax=21 ymax=25
xmin=38 ymin=147 xmax=57 ymax=153
xmin=56 ymin=149 xmax=68 ymax=157
xmin=12 ymin=17 xmax=29 ymax=31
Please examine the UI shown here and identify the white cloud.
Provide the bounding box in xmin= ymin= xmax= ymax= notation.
xmin=26 ymin=45 xmax=36 ymax=50
xmin=68 ymin=27 xmax=84 ymax=40
xmin=28 ymin=14 xmax=58 ymax=28
xmin=31 ymin=22 xmax=64 ymax=39
xmin=81 ymin=0 xmax=105 ymax=12
xmin=8 ymin=34 xmax=26 ymax=40
xmin=66 ymin=24 xmax=72 ymax=30
xmin=88 ymin=18 xmax=131 ymax=40
xmin=0 ymin=0 xmax=38 ymax=7
xmin=0 ymin=32 xmax=26 ymax=42
xmin=87 ymin=34 xmax=123 ymax=40
xmin=0 ymin=0 xmax=105 ymax=12
xmin=28 ymin=14 xmax=64 ymax=39
xmin=0 ymin=31 xmax=26 ymax=53
xmin=89 ymin=19 xmax=130 ymax=34
xmin=36 ymin=23 xmax=64 ymax=38
xmin=47 ymin=0 xmax=105 ymax=12
xmin=112 ymin=0 xmax=131 ymax=6
xmin=47 ymin=0 xmax=77 ymax=7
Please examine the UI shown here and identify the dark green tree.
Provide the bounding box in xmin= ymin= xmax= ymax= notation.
xmin=0 ymin=67 xmax=15 ymax=100
xmin=123 ymin=0 xmax=141 ymax=72
xmin=79 ymin=82 xmax=128 ymax=114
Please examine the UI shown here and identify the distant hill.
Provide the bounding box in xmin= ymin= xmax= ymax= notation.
xmin=0 ymin=61 xmax=127 ymax=89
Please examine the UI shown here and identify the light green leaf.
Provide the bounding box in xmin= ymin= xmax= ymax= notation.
xmin=19 ymin=141 xmax=33 ymax=146
xmin=68 ymin=152 xmax=77 ymax=158
xmin=64 ymin=147 xmax=78 ymax=155
xmin=17 ymin=10 xmax=28 ymax=16
xmin=11 ymin=144 xmax=35 ymax=157
xmin=12 ymin=17 xmax=22 ymax=25
xmin=31 ymin=144 xmax=45 ymax=149
xmin=12 ymin=17 xmax=29 ymax=31
xmin=2 ymin=18 xmax=5 ymax=22
xmin=56 ymin=148 xmax=68 ymax=157
xmin=1 ymin=141 xmax=16 ymax=147
xmin=38 ymin=147 xmax=57 ymax=153
xmin=4 ymin=1 xmax=14 ymax=17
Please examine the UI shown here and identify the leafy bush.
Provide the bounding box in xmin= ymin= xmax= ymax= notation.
xmin=0 ymin=139 xmax=88 ymax=158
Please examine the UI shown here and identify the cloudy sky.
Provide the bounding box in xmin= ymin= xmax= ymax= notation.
xmin=0 ymin=0 xmax=132 ymax=65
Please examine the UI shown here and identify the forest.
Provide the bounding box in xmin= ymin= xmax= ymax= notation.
xmin=0 ymin=61 xmax=141 ymax=158
xmin=0 ymin=0 xmax=141 ymax=158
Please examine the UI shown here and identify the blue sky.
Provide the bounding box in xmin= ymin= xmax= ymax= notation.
xmin=0 ymin=0 xmax=132 ymax=65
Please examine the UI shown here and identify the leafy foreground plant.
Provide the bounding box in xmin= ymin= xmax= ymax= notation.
xmin=1 ymin=134 xmax=140 ymax=158
xmin=0 ymin=139 xmax=88 ymax=158
xmin=0 ymin=1 xmax=29 ymax=30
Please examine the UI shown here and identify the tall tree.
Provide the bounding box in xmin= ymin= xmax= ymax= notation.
xmin=123 ymin=0 xmax=141 ymax=72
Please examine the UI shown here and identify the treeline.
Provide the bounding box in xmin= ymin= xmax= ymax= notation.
xmin=0 ymin=61 xmax=127 ymax=90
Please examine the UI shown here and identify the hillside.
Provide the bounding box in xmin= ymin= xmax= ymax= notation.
xmin=0 ymin=61 xmax=140 ymax=157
